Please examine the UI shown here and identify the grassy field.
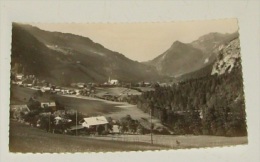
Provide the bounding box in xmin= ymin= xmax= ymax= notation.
xmin=89 ymin=134 xmax=247 ymax=149
xmin=9 ymin=120 xmax=169 ymax=153
xmin=9 ymin=120 xmax=247 ymax=153
xmin=10 ymin=85 xmax=37 ymax=104
xmin=95 ymin=87 xmax=142 ymax=97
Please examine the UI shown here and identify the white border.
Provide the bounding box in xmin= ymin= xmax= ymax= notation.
xmin=1 ymin=1 xmax=260 ymax=162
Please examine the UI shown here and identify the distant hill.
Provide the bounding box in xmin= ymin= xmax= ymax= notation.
xmin=146 ymin=32 xmax=239 ymax=78
xmin=11 ymin=23 xmax=162 ymax=85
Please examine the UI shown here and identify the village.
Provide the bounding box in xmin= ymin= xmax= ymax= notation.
xmin=10 ymin=73 xmax=163 ymax=137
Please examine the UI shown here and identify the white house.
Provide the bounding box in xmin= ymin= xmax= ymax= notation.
xmin=41 ymin=86 xmax=51 ymax=92
xmin=16 ymin=74 xmax=24 ymax=80
xmin=111 ymin=125 xmax=120 ymax=134
xmin=54 ymin=88 xmax=61 ymax=92
xmin=80 ymin=116 xmax=108 ymax=128
xmin=77 ymin=83 xmax=85 ymax=88
xmin=108 ymin=77 xmax=119 ymax=85
xmin=16 ymin=81 xmax=23 ymax=85
xmin=40 ymin=102 xmax=56 ymax=109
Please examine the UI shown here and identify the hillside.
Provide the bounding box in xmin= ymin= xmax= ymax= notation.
xmin=10 ymin=120 xmax=168 ymax=152
xmin=149 ymin=41 xmax=205 ymax=77
xmin=11 ymin=23 xmax=161 ymax=85
xmin=147 ymin=32 xmax=239 ymax=77
xmin=175 ymin=62 xmax=214 ymax=82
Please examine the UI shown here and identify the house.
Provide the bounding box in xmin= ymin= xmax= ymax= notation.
xmin=54 ymin=88 xmax=61 ymax=92
xmin=40 ymin=102 xmax=56 ymax=111
xmin=108 ymin=77 xmax=119 ymax=85
xmin=75 ymin=89 xmax=81 ymax=95
xmin=41 ymin=86 xmax=51 ymax=92
xmin=80 ymin=116 xmax=109 ymax=134
xmin=16 ymin=81 xmax=23 ymax=85
xmin=81 ymin=116 xmax=108 ymax=128
xmin=25 ymin=83 xmax=32 ymax=87
xmin=110 ymin=80 xmax=118 ymax=85
xmin=77 ymin=83 xmax=85 ymax=88
xmin=111 ymin=125 xmax=120 ymax=134
xmin=16 ymin=74 xmax=24 ymax=80
xmin=138 ymin=81 xmax=151 ymax=87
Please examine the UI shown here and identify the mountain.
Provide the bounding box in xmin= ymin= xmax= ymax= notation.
xmin=148 ymin=41 xmax=205 ymax=77
xmin=147 ymin=32 xmax=239 ymax=77
xmin=211 ymin=37 xmax=241 ymax=75
xmin=190 ymin=32 xmax=239 ymax=64
xmin=174 ymin=33 xmax=240 ymax=81
xmin=11 ymin=23 xmax=161 ymax=85
xmin=175 ymin=62 xmax=214 ymax=82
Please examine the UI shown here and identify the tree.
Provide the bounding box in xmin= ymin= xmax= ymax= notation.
xmin=27 ymin=97 xmax=41 ymax=110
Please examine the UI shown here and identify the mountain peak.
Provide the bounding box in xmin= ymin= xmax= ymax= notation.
xmin=172 ymin=40 xmax=182 ymax=45
xmin=195 ymin=32 xmax=225 ymax=42
xmin=170 ymin=40 xmax=186 ymax=48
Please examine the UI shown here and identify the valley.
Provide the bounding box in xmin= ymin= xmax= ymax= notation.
xmin=9 ymin=22 xmax=247 ymax=153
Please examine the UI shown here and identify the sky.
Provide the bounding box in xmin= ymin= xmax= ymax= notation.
xmin=31 ymin=19 xmax=238 ymax=62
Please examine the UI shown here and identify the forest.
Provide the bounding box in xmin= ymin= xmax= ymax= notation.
xmin=127 ymin=68 xmax=247 ymax=137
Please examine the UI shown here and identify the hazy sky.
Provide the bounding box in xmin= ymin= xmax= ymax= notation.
xmin=31 ymin=19 xmax=238 ymax=62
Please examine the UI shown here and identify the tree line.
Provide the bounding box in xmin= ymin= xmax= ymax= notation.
xmin=127 ymin=68 xmax=247 ymax=137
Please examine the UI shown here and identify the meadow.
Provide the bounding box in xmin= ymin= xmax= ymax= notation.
xmin=9 ymin=120 xmax=168 ymax=153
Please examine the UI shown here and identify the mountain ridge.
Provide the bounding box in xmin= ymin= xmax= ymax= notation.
xmin=146 ymin=31 xmax=239 ymax=77
xmin=11 ymin=23 xmax=240 ymax=85
xmin=11 ymin=23 xmax=162 ymax=85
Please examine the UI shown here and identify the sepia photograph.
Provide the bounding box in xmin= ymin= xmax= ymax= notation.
xmin=9 ymin=19 xmax=248 ymax=153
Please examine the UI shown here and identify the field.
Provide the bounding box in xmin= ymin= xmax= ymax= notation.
xmin=9 ymin=120 xmax=247 ymax=153
xmin=89 ymin=134 xmax=247 ymax=149
xmin=9 ymin=120 xmax=168 ymax=153
xmin=95 ymin=87 xmax=142 ymax=97
xmin=10 ymin=85 xmax=39 ymax=104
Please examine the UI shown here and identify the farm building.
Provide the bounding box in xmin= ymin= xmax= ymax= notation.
xmin=81 ymin=116 xmax=108 ymax=128
xmin=80 ymin=116 xmax=109 ymax=135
